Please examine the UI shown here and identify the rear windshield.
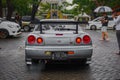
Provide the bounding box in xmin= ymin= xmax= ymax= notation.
xmin=35 ymin=22 xmax=81 ymax=32
xmin=22 ymin=16 xmax=31 ymax=21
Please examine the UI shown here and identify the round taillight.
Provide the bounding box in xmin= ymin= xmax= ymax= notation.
xmin=76 ymin=37 xmax=82 ymax=44
xmin=28 ymin=35 xmax=36 ymax=44
xmin=83 ymin=35 xmax=91 ymax=44
xmin=37 ymin=37 xmax=43 ymax=44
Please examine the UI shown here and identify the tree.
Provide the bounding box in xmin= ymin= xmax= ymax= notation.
xmin=40 ymin=2 xmax=51 ymax=12
xmin=72 ymin=0 xmax=95 ymax=15
xmin=61 ymin=1 xmax=71 ymax=14
xmin=0 ymin=0 xmax=3 ymax=17
xmin=13 ymin=0 xmax=32 ymax=15
xmin=31 ymin=0 xmax=42 ymax=21
xmin=4 ymin=0 xmax=32 ymax=20
xmin=6 ymin=0 xmax=14 ymax=20
xmin=1 ymin=0 xmax=42 ymax=20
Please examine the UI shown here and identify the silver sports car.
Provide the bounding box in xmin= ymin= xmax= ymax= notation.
xmin=25 ymin=19 xmax=93 ymax=65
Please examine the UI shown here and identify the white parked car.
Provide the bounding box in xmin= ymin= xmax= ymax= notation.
xmin=86 ymin=16 xmax=116 ymax=30
xmin=0 ymin=18 xmax=22 ymax=38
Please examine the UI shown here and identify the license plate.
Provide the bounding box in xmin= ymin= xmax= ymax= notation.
xmin=51 ymin=52 xmax=67 ymax=60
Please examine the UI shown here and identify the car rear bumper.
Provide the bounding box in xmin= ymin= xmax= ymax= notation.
xmin=25 ymin=45 xmax=93 ymax=60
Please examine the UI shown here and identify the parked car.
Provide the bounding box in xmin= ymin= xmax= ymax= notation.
xmin=86 ymin=16 xmax=116 ymax=30
xmin=22 ymin=16 xmax=40 ymax=32
xmin=25 ymin=19 xmax=93 ymax=65
xmin=0 ymin=18 xmax=21 ymax=38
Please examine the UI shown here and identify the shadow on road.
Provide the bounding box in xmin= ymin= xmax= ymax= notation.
xmin=44 ymin=63 xmax=90 ymax=72
xmin=25 ymin=62 xmax=90 ymax=72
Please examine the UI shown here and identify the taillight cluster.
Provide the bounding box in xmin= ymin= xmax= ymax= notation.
xmin=83 ymin=35 xmax=91 ymax=44
xmin=76 ymin=35 xmax=91 ymax=44
xmin=76 ymin=37 xmax=82 ymax=44
xmin=37 ymin=37 xmax=43 ymax=44
xmin=28 ymin=35 xmax=36 ymax=44
xmin=27 ymin=35 xmax=43 ymax=44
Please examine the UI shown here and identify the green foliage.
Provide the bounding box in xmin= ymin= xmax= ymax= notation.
xmin=12 ymin=0 xmax=32 ymax=15
xmin=40 ymin=2 xmax=51 ymax=12
xmin=105 ymin=0 xmax=120 ymax=8
xmin=2 ymin=0 xmax=120 ymax=17
xmin=2 ymin=0 xmax=6 ymax=7
xmin=2 ymin=0 xmax=34 ymax=16
xmin=73 ymin=0 xmax=81 ymax=4
xmin=72 ymin=0 xmax=120 ymax=15
xmin=72 ymin=0 xmax=96 ymax=15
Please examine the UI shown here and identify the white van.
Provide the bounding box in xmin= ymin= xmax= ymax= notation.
xmin=86 ymin=16 xmax=115 ymax=30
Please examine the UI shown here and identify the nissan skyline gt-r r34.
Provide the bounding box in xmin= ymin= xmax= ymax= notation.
xmin=25 ymin=19 xmax=93 ymax=65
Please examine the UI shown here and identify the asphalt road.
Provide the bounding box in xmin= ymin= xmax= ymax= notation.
xmin=0 ymin=29 xmax=120 ymax=80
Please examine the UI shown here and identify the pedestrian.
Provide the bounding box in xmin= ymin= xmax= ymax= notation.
xmin=15 ymin=13 xmax=22 ymax=27
xmin=100 ymin=12 xmax=109 ymax=41
xmin=112 ymin=8 xmax=120 ymax=55
xmin=15 ymin=13 xmax=20 ymax=23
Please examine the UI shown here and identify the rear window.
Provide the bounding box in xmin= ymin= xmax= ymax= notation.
xmin=35 ymin=22 xmax=81 ymax=32
xmin=22 ymin=16 xmax=40 ymax=23
xmin=22 ymin=16 xmax=31 ymax=21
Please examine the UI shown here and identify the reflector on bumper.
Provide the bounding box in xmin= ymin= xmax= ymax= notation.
xmin=67 ymin=51 xmax=74 ymax=54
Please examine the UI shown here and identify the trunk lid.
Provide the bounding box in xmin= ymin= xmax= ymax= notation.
xmin=40 ymin=32 xmax=78 ymax=46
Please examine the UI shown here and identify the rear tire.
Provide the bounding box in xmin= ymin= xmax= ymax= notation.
xmin=0 ymin=29 xmax=9 ymax=39
xmin=23 ymin=25 xmax=30 ymax=32
xmin=81 ymin=59 xmax=87 ymax=65
xmin=71 ymin=59 xmax=87 ymax=65
xmin=90 ymin=25 xmax=97 ymax=30
xmin=32 ymin=59 xmax=39 ymax=64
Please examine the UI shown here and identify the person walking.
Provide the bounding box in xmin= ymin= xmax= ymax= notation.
xmin=15 ymin=13 xmax=20 ymax=23
xmin=112 ymin=8 xmax=120 ymax=55
xmin=15 ymin=13 xmax=22 ymax=27
xmin=100 ymin=13 xmax=109 ymax=41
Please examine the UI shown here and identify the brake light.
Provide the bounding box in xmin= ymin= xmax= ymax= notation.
xmin=76 ymin=37 xmax=82 ymax=44
xmin=37 ymin=37 xmax=43 ymax=44
xmin=83 ymin=35 xmax=91 ymax=44
xmin=28 ymin=35 xmax=36 ymax=44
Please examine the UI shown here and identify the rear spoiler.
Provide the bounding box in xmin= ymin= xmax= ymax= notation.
xmin=39 ymin=21 xmax=88 ymax=34
xmin=39 ymin=21 xmax=88 ymax=24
